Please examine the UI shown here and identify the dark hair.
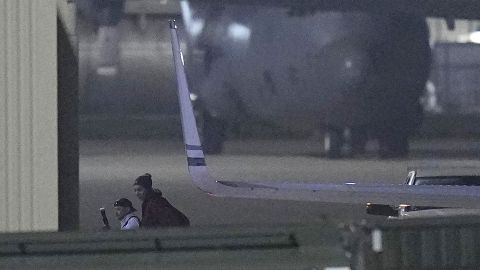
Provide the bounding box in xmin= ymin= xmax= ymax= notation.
xmin=133 ymin=173 xmax=153 ymax=190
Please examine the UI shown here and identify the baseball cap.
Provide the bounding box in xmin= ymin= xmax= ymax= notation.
xmin=114 ymin=198 xmax=136 ymax=212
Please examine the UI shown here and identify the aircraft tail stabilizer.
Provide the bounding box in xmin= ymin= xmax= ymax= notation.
xmin=169 ymin=20 xmax=480 ymax=209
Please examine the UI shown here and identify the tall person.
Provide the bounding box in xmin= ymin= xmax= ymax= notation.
xmin=133 ymin=173 xmax=190 ymax=228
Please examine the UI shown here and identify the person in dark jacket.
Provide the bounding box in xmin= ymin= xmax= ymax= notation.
xmin=133 ymin=173 xmax=190 ymax=228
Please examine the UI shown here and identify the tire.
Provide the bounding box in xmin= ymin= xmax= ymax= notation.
xmin=324 ymin=127 xmax=344 ymax=158
xmin=350 ymin=126 xmax=368 ymax=156
xmin=378 ymin=129 xmax=409 ymax=159
xmin=202 ymin=111 xmax=227 ymax=154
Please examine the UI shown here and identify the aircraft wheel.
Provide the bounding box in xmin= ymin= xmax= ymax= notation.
xmin=350 ymin=126 xmax=368 ymax=156
xmin=378 ymin=130 xmax=409 ymax=159
xmin=324 ymin=128 xmax=343 ymax=158
xmin=202 ymin=112 xmax=227 ymax=154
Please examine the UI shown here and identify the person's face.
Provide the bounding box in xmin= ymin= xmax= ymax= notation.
xmin=114 ymin=206 xmax=130 ymax=220
xmin=134 ymin=185 xmax=148 ymax=201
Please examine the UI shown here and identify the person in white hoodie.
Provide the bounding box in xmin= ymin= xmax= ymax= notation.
xmin=113 ymin=198 xmax=140 ymax=230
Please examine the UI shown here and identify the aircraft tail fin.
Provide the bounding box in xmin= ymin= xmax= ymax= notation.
xmin=169 ymin=20 xmax=480 ymax=209
xmin=169 ymin=20 xmax=220 ymax=194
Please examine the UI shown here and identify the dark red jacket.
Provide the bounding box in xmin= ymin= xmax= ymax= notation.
xmin=141 ymin=191 xmax=190 ymax=228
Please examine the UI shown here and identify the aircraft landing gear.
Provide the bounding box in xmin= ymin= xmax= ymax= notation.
xmin=324 ymin=126 xmax=368 ymax=158
xmin=201 ymin=111 xmax=227 ymax=154
xmin=324 ymin=127 xmax=344 ymax=158
xmin=350 ymin=126 xmax=368 ymax=156
xmin=378 ymin=131 xmax=409 ymax=159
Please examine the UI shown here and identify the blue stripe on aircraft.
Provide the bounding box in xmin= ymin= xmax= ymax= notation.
xmin=187 ymin=157 xmax=206 ymax=166
xmin=186 ymin=144 xmax=203 ymax=150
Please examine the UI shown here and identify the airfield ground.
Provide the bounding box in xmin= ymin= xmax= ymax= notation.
xmin=80 ymin=138 xmax=480 ymax=231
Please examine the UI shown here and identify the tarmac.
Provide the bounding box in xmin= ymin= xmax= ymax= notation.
xmin=80 ymin=138 xmax=480 ymax=231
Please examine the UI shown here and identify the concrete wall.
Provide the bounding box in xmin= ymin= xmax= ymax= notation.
xmin=0 ymin=0 xmax=58 ymax=232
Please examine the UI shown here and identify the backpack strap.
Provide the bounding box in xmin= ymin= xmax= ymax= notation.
xmin=123 ymin=215 xmax=141 ymax=228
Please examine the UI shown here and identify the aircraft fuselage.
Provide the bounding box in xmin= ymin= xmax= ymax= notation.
xmin=181 ymin=1 xmax=431 ymax=156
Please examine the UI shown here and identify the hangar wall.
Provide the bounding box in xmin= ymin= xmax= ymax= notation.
xmin=0 ymin=0 xmax=58 ymax=232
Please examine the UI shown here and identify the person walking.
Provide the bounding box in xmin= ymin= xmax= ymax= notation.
xmin=133 ymin=173 xmax=190 ymax=228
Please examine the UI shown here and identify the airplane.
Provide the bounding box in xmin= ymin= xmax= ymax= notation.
xmin=76 ymin=0 xmax=480 ymax=159
xmin=178 ymin=0 xmax=480 ymax=21
xmin=169 ymin=19 xmax=480 ymax=210
xmin=178 ymin=0 xmax=434 ymax=158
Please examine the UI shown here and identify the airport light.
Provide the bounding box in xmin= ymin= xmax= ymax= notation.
xmin=227 ymin=23 xmax=251 ymax=41
xmin=469 ymin=31 xmax=480 ymax=44
xmin=180 ymin=1 xmax=204 ymax=37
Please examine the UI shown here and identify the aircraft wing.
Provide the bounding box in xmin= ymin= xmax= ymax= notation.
xmin=169 ymin=20 xmax=480 ymax=209
xmin=187 ymin=0 xmax=480 ymax=21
